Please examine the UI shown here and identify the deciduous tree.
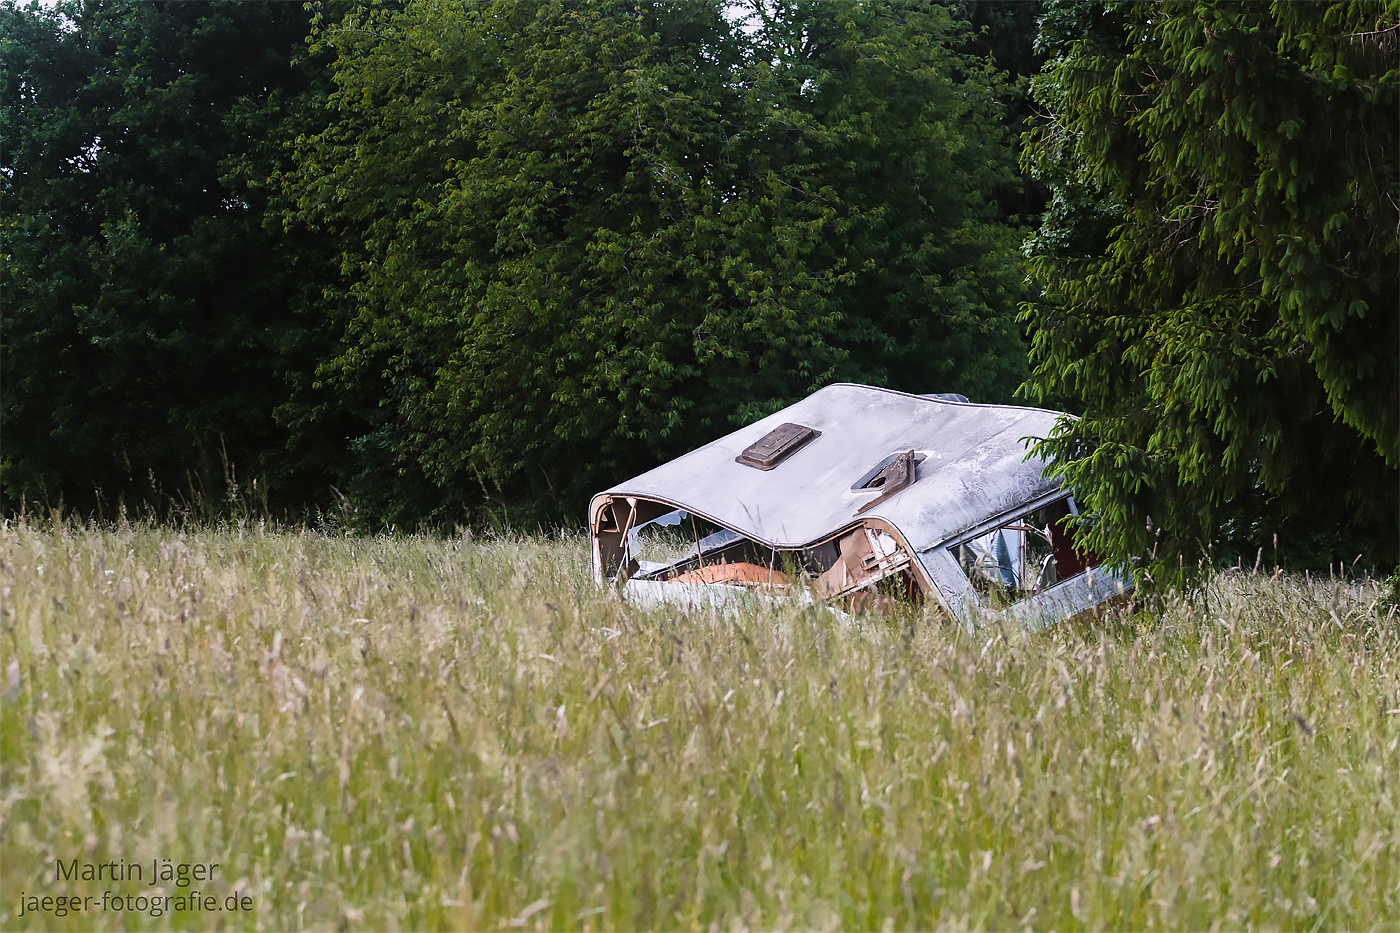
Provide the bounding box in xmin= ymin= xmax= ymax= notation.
xmin=288 ymin=0 xmax=1029 ymax=527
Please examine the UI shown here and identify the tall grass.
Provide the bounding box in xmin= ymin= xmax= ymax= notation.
xmin=1 ymin=518 xmax=1396 ymax=931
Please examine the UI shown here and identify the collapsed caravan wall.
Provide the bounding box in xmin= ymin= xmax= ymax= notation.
xmin=591 ymin=495 xmax=926 ymax=608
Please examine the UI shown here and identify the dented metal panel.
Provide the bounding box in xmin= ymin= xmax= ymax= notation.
xmin=997 ymin=566 xmax=1131 ymax=630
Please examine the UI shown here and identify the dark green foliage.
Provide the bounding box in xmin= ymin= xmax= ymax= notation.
xmin=1021 ymin=0 xmax=1399 ymax=585
xmin=286 ymin=0 xmax=1029 ymax=527
xmin=950 ymin=0 xmax=1048 ymax=222
xmin=1 ymin=0 xmax=334 ymax=516
xmin=3 ymin=0 xmax=1034 ymax=530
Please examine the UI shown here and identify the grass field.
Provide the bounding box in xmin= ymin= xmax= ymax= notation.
xmin=2 ymin=518 xmax=1397 ymax=931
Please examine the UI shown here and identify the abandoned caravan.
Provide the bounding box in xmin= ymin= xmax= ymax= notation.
xmin=588 ymin=383 xmax=1128 ymax=626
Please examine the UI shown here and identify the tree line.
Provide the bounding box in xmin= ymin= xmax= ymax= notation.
xmin=3 ymin=0 xmax=1395 ymax=582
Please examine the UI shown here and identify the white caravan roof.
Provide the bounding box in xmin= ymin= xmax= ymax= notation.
xmin=592 ymin=383 xmax=1063 ymax=554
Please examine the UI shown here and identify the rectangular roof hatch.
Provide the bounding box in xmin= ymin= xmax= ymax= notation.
xmin=735 ymin=422 xmax=821 ymax=470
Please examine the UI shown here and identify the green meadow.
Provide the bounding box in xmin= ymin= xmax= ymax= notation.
xmin=2 ymin=519 xmax=1397 ymax=931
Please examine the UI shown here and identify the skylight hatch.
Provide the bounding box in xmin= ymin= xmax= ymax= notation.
xmin=735 ymin=422 xmax=821 ymax=470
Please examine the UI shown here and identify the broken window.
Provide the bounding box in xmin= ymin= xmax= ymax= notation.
xmin=625 ymin=509 xmax=784 ymax=585
xmin=948 ymin=497 xmax=1103 ymax=607
xmin=631 ymin=511 xmax=743 ymax=573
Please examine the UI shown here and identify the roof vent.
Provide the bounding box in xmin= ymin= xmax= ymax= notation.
xmin=736 ymin=422 xmax=821 ymax=471
xmin=852 ymin=450 xmax=927 ymax=491
xmin=855 ymin=449 xmax=922 ymax=514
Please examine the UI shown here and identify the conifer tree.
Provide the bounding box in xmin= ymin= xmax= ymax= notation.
xmin=1021 ymin=0 xmax=1398 ymax=582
